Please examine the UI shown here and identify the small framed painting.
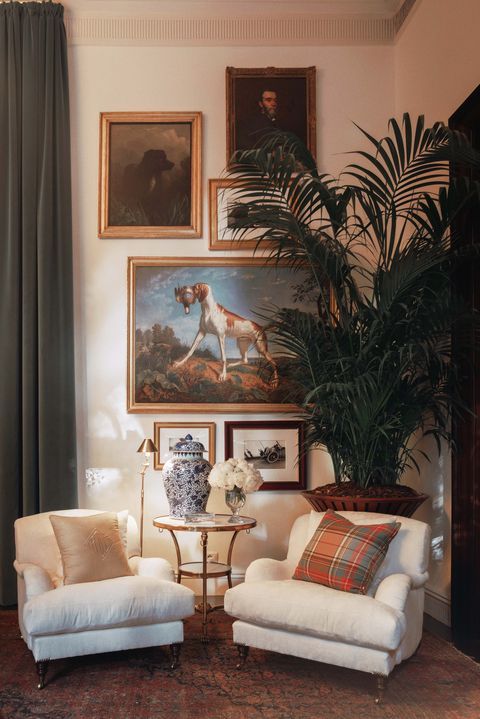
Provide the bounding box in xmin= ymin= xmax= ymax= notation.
xmin=224 ymin=420 xmax=306 ymax=491
xmin=208 ymin=178 xmax=267 ymax=250
xmin=153 ymin=422 xmax=216 ymax=470
xmin=226 ymin=66 xmax=316 ymax=162
xmin=98 ymin=111 xmax=202 ymax=239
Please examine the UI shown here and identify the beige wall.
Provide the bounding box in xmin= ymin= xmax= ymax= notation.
xmin=70 ymin=41 xmax=394 ymax=591
xmin=395 ymin=0 xmax=480 ymax=122
xmin=394 ymin=0 xmax=480 ymax=625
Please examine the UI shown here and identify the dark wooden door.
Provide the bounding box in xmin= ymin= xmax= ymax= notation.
xmin=450 ymin=85 xmax=480 ymax=659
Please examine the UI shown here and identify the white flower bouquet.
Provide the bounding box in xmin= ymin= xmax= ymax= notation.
xmin=208 ymin=458 xmax=263 ymax=494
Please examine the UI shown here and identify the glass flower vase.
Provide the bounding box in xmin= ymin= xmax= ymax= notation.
xmin=225 ymin=486 xmax=246 ymax=523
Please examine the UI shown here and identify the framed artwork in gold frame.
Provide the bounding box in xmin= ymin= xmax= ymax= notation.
xmin=226 ymin=66 xmax=316 ymax=163
xmin=209 ymin=178 xmax=268 ymax=251
xmin=153 ymin=422 xmax=216 ymax=470
xmin=127 ymin=256 xmax=318 ymax=413
xmin=98 ymin=111 xmax=202 ymax=239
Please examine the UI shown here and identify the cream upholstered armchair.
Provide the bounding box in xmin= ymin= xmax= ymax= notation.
xmin=224 ymin=511 xmax=431 ymax=703
xmin=14 ymin=509 xmax=195 ymax=688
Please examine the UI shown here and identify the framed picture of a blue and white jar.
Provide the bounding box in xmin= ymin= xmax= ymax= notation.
xmin=153 ymin=421 xmax=216 ymax=470
xmin=127 ymin=256 xmax=320 ymax=413
xmin=224 ymin=420 xmax=306 ymax=491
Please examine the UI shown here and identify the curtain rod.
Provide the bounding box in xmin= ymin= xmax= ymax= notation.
xmin=0 ymin=1 xmax=58 ymax=4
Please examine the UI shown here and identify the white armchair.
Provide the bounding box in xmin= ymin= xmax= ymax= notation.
xmin=14 ymin=509 xmax=195 ymax=688
xmin=224 ymin=511 xmax=430 ymax=703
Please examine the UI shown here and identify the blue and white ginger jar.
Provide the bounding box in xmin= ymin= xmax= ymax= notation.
xmin=162 ymin=434 xmax=212 ymax=518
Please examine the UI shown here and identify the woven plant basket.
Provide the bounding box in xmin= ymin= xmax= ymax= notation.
xmin=301 ymin=489 xmax=428 ymax=518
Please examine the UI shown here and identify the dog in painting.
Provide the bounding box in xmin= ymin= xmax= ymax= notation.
xmin=173 ymin=283 xmax=278 ymax=386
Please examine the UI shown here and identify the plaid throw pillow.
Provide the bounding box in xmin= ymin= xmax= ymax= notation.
xmin=293 ymin=509 xmax=401 ymax=594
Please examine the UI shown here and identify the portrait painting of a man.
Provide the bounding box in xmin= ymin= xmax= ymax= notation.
xmin=226 ymin=67 xmax=316 ymax=161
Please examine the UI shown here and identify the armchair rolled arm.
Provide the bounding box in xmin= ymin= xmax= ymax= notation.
xmin=374 ymin=573 xmax=412 ymax=613
xmin=14 ymin=561 xmax=54 ymax=601
xmin=128 ymin=556 xmax=175 ymax=582
xmin=245 ymin=557 xmax=293 ymax=583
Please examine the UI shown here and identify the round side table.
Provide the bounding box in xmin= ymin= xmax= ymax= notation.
xmin=153 ymin=514 xmax=256 ymax=640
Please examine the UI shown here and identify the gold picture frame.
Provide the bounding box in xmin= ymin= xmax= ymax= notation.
xmin=209 ymin=178 xmax=269 ymax=251
xmin=226 ymin=66 xmax=316 ymax=163
xmin=127 ymin=256 xmax=319 ymax=413
xmin=153 ymin=421 xmax=216 ymax=470
xmin=98 ymin=111 xmax=202 ymax=239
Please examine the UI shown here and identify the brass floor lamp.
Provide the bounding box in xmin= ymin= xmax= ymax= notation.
xmin=136 ymin=438 xmax=158 ymax=556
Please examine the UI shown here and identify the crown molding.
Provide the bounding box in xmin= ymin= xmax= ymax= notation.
xmin=63 ymin=1 xmax=407 ymax=14
xmin=64 ymin=0 xmax=417 ymax=46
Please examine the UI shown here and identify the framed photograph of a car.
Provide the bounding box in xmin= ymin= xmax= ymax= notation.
xmin=226 ymin=66 xmax=316 ymax=163
xmin=127 ymin=256 xmax=318 ymax=413
xmin=98 ymin=112 xmax=202 ymax=239
xmin=224 ymin=420 xmax=306 ymax=490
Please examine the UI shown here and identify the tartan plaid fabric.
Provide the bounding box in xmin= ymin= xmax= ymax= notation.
xmin=293 ymin=509 xmax=401 ymax=594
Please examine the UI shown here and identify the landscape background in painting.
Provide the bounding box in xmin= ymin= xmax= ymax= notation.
xmin=133 ymin=263 xmax=317 ymax=407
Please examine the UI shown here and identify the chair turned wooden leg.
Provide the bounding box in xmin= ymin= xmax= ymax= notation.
xmin=374 ymin=673 xmax=387 ymax=704
xmin=36 ymin=660 xmax=49 ymax=689
xmin=169 ymin=643 xmax=181 ymax=670
xmin=235 ymin=644 xmax=249 ymax=669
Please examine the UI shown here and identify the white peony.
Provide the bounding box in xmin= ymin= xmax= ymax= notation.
xmin=208 ymin=458 xmax=263 ymax=493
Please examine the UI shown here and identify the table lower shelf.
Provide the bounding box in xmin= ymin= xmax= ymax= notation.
xmin=179 ymin=561 xmax=231 ymax=579
xmin=194 ymin=600 xmax=225 ymax=615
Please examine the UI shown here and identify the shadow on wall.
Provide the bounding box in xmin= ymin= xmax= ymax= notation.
xmin=402 ymin=434 xmax=451 ymax=614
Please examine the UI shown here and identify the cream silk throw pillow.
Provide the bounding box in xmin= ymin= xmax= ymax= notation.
xmin=49 ymin=512 xmax=133 ymax=585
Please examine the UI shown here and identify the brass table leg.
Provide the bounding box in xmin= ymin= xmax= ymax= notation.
xmin=167 ymin=529 xmax=182 ymax=583
xmin=226 ymin=530 xmax=240 ymax=589
xmin=200 ymin=530 xmax=208 ymax=641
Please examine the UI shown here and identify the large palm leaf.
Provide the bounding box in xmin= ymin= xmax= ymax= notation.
xmin=225 ymin=114 xmax=480 ymax=487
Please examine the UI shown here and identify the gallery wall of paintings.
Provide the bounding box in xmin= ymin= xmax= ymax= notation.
xmin=96 ymin=67 xmax=317 ymax=496
xmin=65 ymin=11 xmax=459 ymax=625
xmin=75 ymin=39 xmax=395 ymax=569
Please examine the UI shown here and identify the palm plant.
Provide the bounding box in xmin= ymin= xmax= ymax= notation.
xmin=226 ymin=114 xmax=479 ymax=490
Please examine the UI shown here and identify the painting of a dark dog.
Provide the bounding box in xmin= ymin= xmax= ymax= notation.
xmin=99 ymin=112 xmax=202 ymax=238
xmin=120 ymin=149 xmax=175 ymax=226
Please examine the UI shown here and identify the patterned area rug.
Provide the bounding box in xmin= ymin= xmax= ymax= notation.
xmin=1 ymin=607 xmax=479 ymax=719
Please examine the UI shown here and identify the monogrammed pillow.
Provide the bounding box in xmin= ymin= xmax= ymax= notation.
xmin=49 ymin=512 xmax=133 ymax=585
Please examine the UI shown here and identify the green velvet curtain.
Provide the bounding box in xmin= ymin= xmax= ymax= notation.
xmin=0 ymin=1 xmax=77 ymax=605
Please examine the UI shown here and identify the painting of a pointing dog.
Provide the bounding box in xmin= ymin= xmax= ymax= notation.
xmin=128 ymin=258 xmax=317 ymax=412
xmin=173 ymin=282 xmax=279 ymax=387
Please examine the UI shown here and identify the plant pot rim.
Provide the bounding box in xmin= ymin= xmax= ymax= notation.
xmin=303 ymin=484 xmax=428 ymax=499
xmin=301 ymin=488 xmax=429 ymax=518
